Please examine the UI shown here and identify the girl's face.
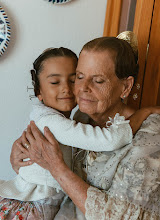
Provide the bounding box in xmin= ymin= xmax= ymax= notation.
xmin=38 ymin=56 xmax=77 ymax=114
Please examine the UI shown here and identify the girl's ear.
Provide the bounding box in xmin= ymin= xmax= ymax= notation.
xmin=37 ymin=92 xmax=43 ymax=102
xmin=120 ymin=76 xmax=134 ymax=99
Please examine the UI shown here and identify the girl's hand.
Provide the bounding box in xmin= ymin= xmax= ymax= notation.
xmin=149 ymin=106 xmax=160 ymax=114
xmin=26 ymin=121 xmax=65 ymax=177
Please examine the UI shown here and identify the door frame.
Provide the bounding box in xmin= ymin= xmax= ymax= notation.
xmin=103 ymin=0 xmax=156 ymax=109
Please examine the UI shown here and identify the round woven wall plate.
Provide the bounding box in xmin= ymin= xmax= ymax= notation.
xmin=0 ymin=6 xmax=11 ymax=56
xmin=48 ymin=0 xmax=72 ymax=4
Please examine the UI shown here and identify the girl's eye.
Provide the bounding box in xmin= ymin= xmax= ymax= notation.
xmin=70 ymin=75 xmax=76 ymax=83
xmin=51 ymin=82 xmax=59 ymax=85
xmin=70 ymin=79 xmax=75 ymax=83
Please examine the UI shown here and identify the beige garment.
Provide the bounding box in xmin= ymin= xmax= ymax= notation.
xmin=84 ymin=114 xmax=160 ymax=219
xmin=85 ymin=187 xmax=159 ymax=220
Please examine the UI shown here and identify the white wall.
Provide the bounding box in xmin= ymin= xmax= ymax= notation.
xmin=0 ymin=0 xmax=107 ymax=180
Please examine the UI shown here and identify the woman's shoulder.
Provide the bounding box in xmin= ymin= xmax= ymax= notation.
xmin=119 ymin=113 xmax=160 ymax=178
xmin=138 ymin=113 xmax=160 ymax=134
xmin=127 ymin=114 xmax=160 ymax=156
xmin=107 ymin=115 xmax=160 ymax=214
xmin=122 ymin=104 xmax=136 ymax=119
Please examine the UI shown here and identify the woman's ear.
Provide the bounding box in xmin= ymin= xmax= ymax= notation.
xmin=120 ymin=76 xmax=134 ymax=99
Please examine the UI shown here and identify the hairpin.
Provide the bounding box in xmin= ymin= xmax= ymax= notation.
xmin=117 ymin=31 xmax=138 ymax=64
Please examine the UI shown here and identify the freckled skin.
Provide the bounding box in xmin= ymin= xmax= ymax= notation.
xmin=75 ymin=50 xmax=125 ymax=124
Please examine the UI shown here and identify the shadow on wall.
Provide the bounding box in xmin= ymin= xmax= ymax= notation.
xmin=0 ymin=3 xmax=17 ymax=62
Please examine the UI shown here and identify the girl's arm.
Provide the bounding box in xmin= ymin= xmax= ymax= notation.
xmin=34 ymin=111 xmax=132 ymax=152
xmin=33 ymin=106 xmax=160 ymax=152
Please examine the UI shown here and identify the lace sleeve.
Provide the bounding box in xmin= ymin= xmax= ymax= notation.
xmin=85 ymin=186 xmax=159 ymax=220
xmin=85 ymin=186 xmax=107 ymax=220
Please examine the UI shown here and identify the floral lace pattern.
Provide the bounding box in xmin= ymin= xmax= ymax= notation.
xmin=83 ymin=144 xmax=131 ymax=191
xmin=85 ymin=114 xmax=160 ymax=219
xmin=85 ymin=187 xmax=159 ymax=220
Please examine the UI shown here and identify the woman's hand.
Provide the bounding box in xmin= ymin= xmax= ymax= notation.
xmin=10 ymin=131 xmax=33 ymax=174
xmin=26 ymin=121 xmax=66 ymax=177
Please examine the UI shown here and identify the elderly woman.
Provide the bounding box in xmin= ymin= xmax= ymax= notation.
xmin=11 ymin=36 xmax=160 ymax=219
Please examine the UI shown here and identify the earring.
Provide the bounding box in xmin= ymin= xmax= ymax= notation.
xmin=123 ymin=95 xmax=126 ymax=99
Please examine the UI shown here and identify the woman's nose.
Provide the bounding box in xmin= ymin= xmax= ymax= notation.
xmin=80 ymin=80 xmax=91 ymax=92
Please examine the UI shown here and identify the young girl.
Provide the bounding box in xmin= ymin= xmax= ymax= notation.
xmin=0 ymin=47 xmax=158 ymax=219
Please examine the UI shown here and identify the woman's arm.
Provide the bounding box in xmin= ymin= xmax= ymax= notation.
xmin=25 ymin=121 xmax=89 ymax=214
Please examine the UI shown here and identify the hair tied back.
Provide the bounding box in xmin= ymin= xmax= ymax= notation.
xmin=116 ymin=31 xmax=138 ymax=64
xmin=31 ymin=69 xmax=37 ymax=85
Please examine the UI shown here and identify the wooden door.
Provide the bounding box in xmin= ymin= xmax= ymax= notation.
xmin=103 ymin=0 xmax=160 ymax=109
xmin=140 ymin=0 xmax=160 ymax=107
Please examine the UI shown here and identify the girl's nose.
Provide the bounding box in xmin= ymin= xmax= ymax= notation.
xmin=62 ymin=82 xmax=71 ymax=94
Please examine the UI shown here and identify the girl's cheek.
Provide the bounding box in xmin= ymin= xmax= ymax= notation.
xmin=70 ymin=84 xmax=74 ymax=92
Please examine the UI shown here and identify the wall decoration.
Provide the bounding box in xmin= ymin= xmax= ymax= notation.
xmin=47 ymin=0 xmax=72 ymax=4
xmin=0 ymin=6 xmax=11 ymax=56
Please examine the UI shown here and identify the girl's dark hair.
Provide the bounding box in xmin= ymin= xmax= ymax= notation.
xmin=81 ymin=37 xmax=139 ymax=83
xmin=31 ymin=47 xmax=78 ymax=96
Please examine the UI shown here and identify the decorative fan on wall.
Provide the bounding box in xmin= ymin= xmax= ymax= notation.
xmin=47 ymin=0 xmax=72 ymax=3
xmin=0 ymin=6 xmax=11 ymax=56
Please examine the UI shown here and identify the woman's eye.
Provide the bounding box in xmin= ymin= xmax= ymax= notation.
xmin=76 ymin=75 xmax=83 ymax=79
xmin=95 ymin=80 xmax=104 ymax=84
xmin=94 ymin=78 xmax=105 ymax=84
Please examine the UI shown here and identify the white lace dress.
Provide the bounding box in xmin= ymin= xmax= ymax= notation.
xmin=84 ymin=114 xmax=160 ymax=220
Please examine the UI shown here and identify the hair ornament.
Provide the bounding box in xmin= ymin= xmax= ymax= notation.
xmin=30 ymin=69 xmax=37 ymax=84
xmin=116 ymin=31 xmax=138 ymax=64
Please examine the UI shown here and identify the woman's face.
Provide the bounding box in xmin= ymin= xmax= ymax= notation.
xmin=75 ymin=50 xmax=125 ymax=117
xmin=38 ymin=56 xmax=77 ymax=113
